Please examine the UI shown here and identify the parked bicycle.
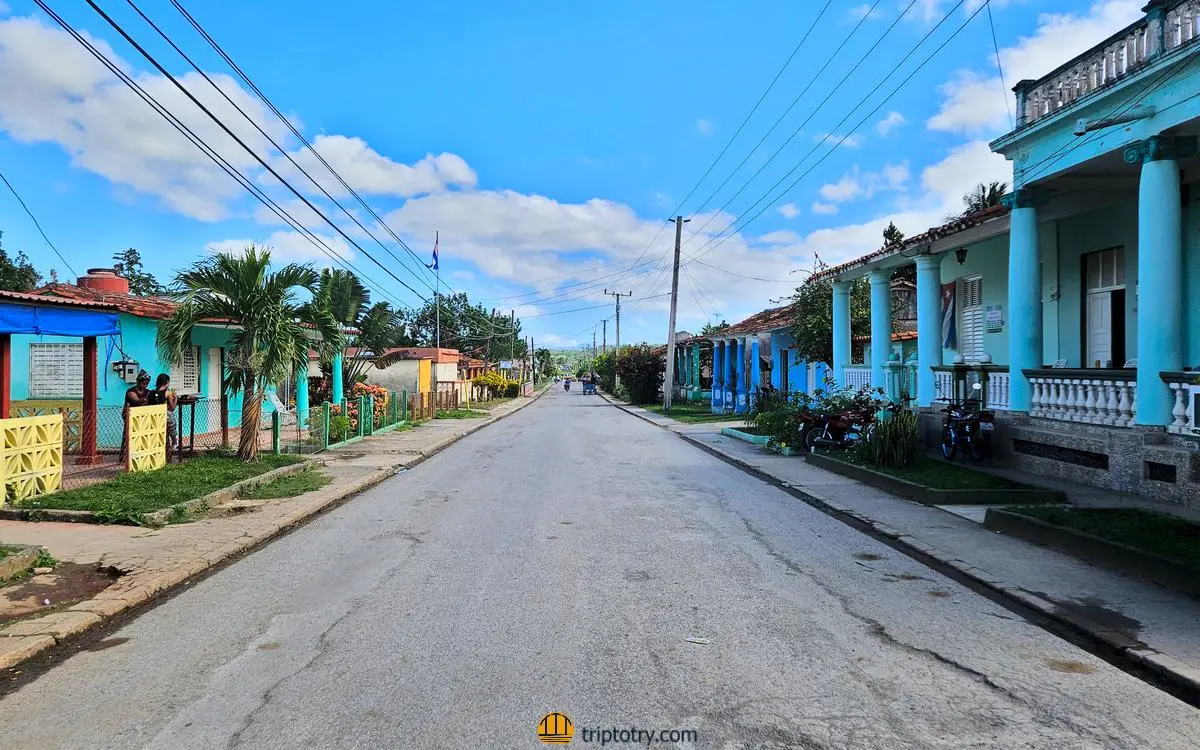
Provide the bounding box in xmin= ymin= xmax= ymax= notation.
xmin=939 ymin=382 xmax=994 ymax=461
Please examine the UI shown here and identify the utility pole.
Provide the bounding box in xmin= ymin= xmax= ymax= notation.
xmin=509 ymin=310 xmax=516 ymax=377
xmin=592 ymin=330 xmax=597 ymax=377
xmin=604 ymin=289 xmax=632 ymax=392
xmin=602 ymin=319 xmax=607 ymax=354
xmin=663 ymin=215 xmax=689 ymax=411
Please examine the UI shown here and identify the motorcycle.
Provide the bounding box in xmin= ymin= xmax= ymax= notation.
xmin=564 ymin=381 xmax=571 ymax=391
xmin=803 ymin=409 xmax=872 ymax=453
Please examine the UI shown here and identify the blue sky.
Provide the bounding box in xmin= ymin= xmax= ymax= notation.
xmin=0 ymin=0 xmax=1146 ymax=349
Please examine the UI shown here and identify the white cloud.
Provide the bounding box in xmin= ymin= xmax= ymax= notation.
xmin=812 ymin=202 xmax=839 ymax=215
xmin=814 ymin=132 xmax=863 ymax=149
xmin=929 ymin=0 xmax=1143 ymax=134
xmin=778 ymin=202 xmax=801 ymax=219
xmin=759 ymin=230 xmax=800 ymax=245
xmin=850 ymin=4 xmax=887 ymax=21
xmin=0 ymin=16 xmax=295 ymax=220
xmin=696 ymin=118 xmax=716 ymax=136
xmin=206 ymin=230 xmax=354 ymax=266
xmin=818 ymin=163 xmax=909 ymax=203
xmin=875 ymin=111 xmax=906 ymax=135
xmin=540 ymin=333 xmax=579 ymax=348
xmin=795 ymin=140 xmax=1010 ymax=267
xmin=277 ymin=135 xmax=476 ymax=198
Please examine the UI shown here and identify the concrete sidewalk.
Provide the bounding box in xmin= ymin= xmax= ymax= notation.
xmin=614 ymin=400 xmax=1200 ymax=697
xmin=0 ymin=392 xmax=542 ymax=670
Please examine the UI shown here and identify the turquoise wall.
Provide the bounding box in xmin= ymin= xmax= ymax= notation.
xmin=1055 ymin=198 xmax=1139 ymax=367
xmin=936 ymin=232 xmax=1010 ymax=365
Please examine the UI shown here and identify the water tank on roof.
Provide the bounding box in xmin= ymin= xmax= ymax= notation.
xmin=77 ymin=268 xmax=130 ymax=295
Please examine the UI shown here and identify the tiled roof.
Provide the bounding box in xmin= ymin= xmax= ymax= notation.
xmin=370 ymin=347 xmax=462 ymax=366
xmin=707 ymin=303 xmax=798 ymax=338
xmin=0 ymin=289 xmax=118 ymax=309
xmin=808 ymin=204 xmax=1010 ymax=283
xmin=34 ymin=283 xmax=178 ymax=318
xmin=853 ymin=330 xmax=919 ymax=343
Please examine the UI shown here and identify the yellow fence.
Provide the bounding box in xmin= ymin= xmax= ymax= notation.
xmin=0 ymin=413 xmax=63 ymax=504
xmin=127 ymin=403 xmax=167 ymax=473
xmin=10 ymin=400 xmax=82 ymax=453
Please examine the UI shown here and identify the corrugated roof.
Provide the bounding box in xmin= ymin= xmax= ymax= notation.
xmin=808 ymin=204 xmax=1010 ymax=284
xmin=0 ymin=289 xmax=118 ymax=309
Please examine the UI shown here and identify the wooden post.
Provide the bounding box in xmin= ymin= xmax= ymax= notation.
xmin=272 ymin=411 xmax=281 ymax=454
xmin=78 ymin=336 xmax=100 ymax=464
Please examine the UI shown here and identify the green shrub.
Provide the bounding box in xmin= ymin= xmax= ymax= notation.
xmin=328 ymin=414 xmax=352 ymax=444
xmin=860 ymin=409 xmax=919 ymax=469
xmin=503 ymin=382 xmax=521 ymax=398
xmin=614 ymin=344 xmax=664 ymax=404
xmin=594 ymin=351 xmax=616 ymax=392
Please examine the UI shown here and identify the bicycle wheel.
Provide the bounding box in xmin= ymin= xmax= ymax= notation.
xmin=940 ymin=425 xmax=957 ymax=460
xmin=967 ymin=428 xmax=988 ymax=461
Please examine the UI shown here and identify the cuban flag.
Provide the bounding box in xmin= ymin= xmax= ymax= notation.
xmin=429 ymin=231 xmax=439 ymax=271
xmin=941 ymin=282 xmax=957 ymax=349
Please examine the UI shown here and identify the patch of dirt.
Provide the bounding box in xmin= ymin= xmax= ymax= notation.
xmin=1044 ymin=657 xmax=1097 ymax=674
xmin=852 ymin=552 xmax=885 ymax=561
xmin=0 ymin=564 xmax=121 ymax=624
xmin=928 ymin=589 xmax=952 ymax=598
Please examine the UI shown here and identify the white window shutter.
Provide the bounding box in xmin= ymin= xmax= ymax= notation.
xmin=29 ymin=343 xmax=85 ymax=399
xmin=958 ymin=277 xmax=984 ymax=363
xmin=169 ymin=347 xmax=201 ymax=395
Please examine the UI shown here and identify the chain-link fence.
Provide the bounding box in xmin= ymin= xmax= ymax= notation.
xmin=275 ymin=390 xmax=410 ymax=453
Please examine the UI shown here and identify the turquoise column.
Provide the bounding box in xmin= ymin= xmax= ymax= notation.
xmin=1129 ymin=136 xmax=1194 ymax=425
xmin=915 ymin=255 xmax=942 ymax=406
xmin=692 ymin=344 xmax=702 ymax=399
xmin=832 ymin=281 xmax=851 ymax=386
xmin=769 ymin=334 xmax=782 ymax=389
xmin=734 ymin=337 xmax=749 ymax=413
xmin=1004 ymin=188 xmax=1043 ymax=412
xmin=724 ymin=338 xmax=736 ymax=412
xmin=295 ymin=364 xmax=310 ymax=418
xmin=750 ymin=336 xmax=761 ymax=393
xmin=711 ymin=341 xmax=725 ymax=412
xmin=869 ymin=269 xmax=891 ymax=392
xmin=331 ymin=351 xmax=344 ymax=404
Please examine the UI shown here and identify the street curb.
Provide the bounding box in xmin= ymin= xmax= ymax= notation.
xmin=606 ymin=397 xmax=1200 ymax=706
xmin=0 ymin=389 xmax=547 ymax=673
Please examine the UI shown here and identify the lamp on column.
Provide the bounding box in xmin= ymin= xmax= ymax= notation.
xmin=955 ymin=247 xmax=968 ymax=264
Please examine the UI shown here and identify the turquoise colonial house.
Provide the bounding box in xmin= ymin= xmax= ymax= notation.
xmin=815 ymin=0 xmax=1200 ymax=506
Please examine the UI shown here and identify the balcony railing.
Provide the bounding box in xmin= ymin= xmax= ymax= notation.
xmin=932 ymin=364 xmax=1011 ymax=410
xmin=1019 ymin=0 xmax=1200 ymax=127
xmin=843 ymin=366 xmax=871 ymax=390
xmin=1161 ymin=371 xmax=1200 ymax=435
xmin=1025 ymin=369 xmax=1137 ymax=426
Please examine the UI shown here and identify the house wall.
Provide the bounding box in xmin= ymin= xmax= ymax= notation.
xmin=364 ymin=360 xmax=421 ymax=395
xmin=1054 ymin=197 xmax=1140 ymax=367
xmin=937 ymin=232 xmax=1010 ymax=365
xmin=769 ymin=329 xmax=827 ymax=394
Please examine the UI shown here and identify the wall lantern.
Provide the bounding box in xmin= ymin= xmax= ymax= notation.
xmin=955 ymin=247 xmax=969 ymax=264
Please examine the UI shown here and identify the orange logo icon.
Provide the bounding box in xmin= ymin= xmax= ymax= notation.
xmin=537 ymin=712 xmax=574 ymax=744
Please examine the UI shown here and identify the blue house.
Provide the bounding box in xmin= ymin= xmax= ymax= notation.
xmin=705 ymin=303 xmax=828 ymax=414
xmin=814 ymin=0 xmax=1200 ymax=506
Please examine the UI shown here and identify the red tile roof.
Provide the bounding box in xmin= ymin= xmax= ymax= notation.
xmin=368 ymin=347 xmax=462 ymax=366
xmin=853 ymin=330 xmax=919 ymax=343
xmin=34 ymin=283 xmax=179 ymax=318
xmin=706 ymin=303 xmax=798 ymax=338
xmin=0 ymin=289 xmax=118 ymax=309
xmin=808 ymin=204 xmax=1010 ymax=284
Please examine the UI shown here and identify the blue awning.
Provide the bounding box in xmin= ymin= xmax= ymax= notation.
xmin=0 ymin=302 xmax=121 ymax=337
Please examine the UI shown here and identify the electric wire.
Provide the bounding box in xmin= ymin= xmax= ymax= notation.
xmin=0 ymin=166 xmax=79 ymax=278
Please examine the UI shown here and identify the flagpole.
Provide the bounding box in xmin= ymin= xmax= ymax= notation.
xmin=435 ymin=230 xmax=441 ymax=350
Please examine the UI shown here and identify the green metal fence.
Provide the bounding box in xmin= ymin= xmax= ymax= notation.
xmin=274 ymin=389 xmax=409 ymax=454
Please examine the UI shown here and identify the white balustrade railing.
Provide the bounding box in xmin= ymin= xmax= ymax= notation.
xmin=988 ymin=371 xmax=1012 ymax=410
xmin=1027 ymin=372 xmax=1137 ymax=427
xmin=1163 ymin=372 xmax=1200 ymax=435
xmin=933 ymin=370 xmax=954 ymax=402
xmin=843 ymin=366 xmax=871 ymax=390
xmin=1020 ymin=1 xmax=1200 ymax=127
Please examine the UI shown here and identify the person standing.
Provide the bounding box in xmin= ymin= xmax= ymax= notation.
xmin=120 ymin=370 xmax=151 ymax=463
xmin=149 ymin=373 xmax=179 ymax=456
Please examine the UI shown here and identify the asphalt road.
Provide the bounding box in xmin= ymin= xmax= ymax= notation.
xmin=2 ymin=387 xmax=1199 ymax=749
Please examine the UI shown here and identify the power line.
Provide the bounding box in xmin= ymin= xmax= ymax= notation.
xmin=31 ymin=0 xmax=409 ymax=310
xmin=521 ymin=294 xmax=668 ymax=319
xmin=124 ymin=0 xmax=436 ymax=295
xmin=689 ymin=256 xmax=799 ymax=282
xmin=682 ymin=0 xmax=979 ymax=265
xmin=0 ymin=166 xmax=79 ymax=278
xmin=78 ymin=0 xmax=429 ymax=304
xmin=682 ymin=0 xmax=920 ymax=245
xmin=168 ymin=0 xmax=438 ymax=288
xmin=684 ymin=0 xmax=899 ymax=235
xmin=987 ymin=1 xmax=1014 ymax=130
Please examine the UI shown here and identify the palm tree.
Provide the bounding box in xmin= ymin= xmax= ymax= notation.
xmin=157 ymin=246 xmax=342 ymax=460
xmin=344 ymin=301 xmax=406 ymax=384
xmin=312 ymin=268 xmax=367 ymax=327
xmin=962 ymin=181 xmax=1008 ymax=214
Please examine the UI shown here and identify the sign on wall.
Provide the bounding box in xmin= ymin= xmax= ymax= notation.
xmin=499 ymin=360 xmax=514 ymax=369
xmin=985 ymin=305 xmax=1004 ymax=333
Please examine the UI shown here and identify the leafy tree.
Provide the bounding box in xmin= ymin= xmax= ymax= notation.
xmin=157 ymin=245 xmax=342 ymax=460
xmin=0 ymin=231 xmax=42 ymax=291
xmin=535 ymin=347 xmax=556 ymax=377
xmin=789 ymin=274 xmax=872 ymax=366
xmin=700 ymin=319 xmax=729 ymax=336
xmin=593 ymin=350 xmax=616 ymax=392
xmin=882 ymin=221 xmax=904 ymax=247
xmin=312 ymin=268 xmax=367 ymax=326
xmin=112 ymin=248 xmax=165 ymax=296
xmin=615 ymin=344 xmax=664 ymax=404
xmin=962 ymin=181 xmax=1008 ymax=215
xmin=402 ymin=293 xmax=527 ymax=361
